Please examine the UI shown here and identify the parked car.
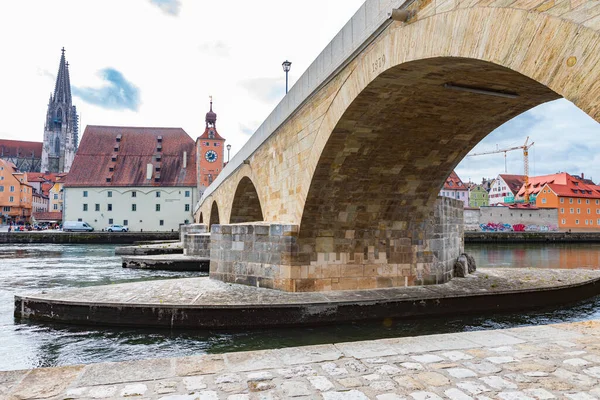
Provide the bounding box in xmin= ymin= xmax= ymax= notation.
xmin=106 ymin=224 xmax=129 ymax=232
xmin=63 ymin=221 xmax=94 ymax=232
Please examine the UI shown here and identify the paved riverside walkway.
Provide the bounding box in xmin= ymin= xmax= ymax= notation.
xmin=4 ymin=320 xmax=600 ymax=399
xmin=14 ymin=268 xmax=600 ymax=328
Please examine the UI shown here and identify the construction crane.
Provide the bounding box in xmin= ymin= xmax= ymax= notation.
xmin=466 ymin=136 xmax=535 ymax=203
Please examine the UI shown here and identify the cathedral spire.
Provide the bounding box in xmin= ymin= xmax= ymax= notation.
xmin=53 ymin=47 xmax=72 ymax=105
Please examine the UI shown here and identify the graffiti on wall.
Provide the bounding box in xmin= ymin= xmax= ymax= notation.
xmin=479 ymin=223 xmax=558 ymax=232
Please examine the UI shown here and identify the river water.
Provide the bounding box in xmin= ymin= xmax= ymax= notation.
xmin=1 ymin=242 xmax=600 ymax=371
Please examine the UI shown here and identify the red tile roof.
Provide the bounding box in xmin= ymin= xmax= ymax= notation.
xmin=0 ymin=139 xmax=43 ymax=158
xmin=64 ymin=126 xmax=197 ymax=188
xmin=499 ymin=174 xmax=525 ymax=195
xmin=442 ymin=170 xmax=467 ymax=190
xmin=517 ymin=172 xmax=600 ymax=199
xmin=26 ymin=172 xmax=67 ymax=183
xmin=32 ymin=211 xmax=63 ymax=221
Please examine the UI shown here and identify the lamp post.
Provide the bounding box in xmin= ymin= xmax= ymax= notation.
xmin=282 ymin=60 xmax=292 ymax=94
xmin=226 ymin=144 xmax=231 ymax=163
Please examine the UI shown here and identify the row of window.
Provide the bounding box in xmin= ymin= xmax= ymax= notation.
xmin=82 ymin=203 xmax=191 ymax=212
xmin=561 ymin=218 xmax=600 ymax=226
xmin=82 ymin=190 xmax=191 ymax=198
xmin=559 ymin=208 xmax=600 ymax=215
xmin=559 ymin=198 xmax=600 ymax=205
xmin=76 ymin=218 xmax=177 ymax=226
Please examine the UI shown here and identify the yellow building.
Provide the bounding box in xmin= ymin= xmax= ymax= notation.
xmin=0 ymin=159 xmax=33 ymax=224
xmin=49 ymin=177 xmax=65 ymax=212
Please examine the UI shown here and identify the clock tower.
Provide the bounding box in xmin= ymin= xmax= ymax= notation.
xmin=196 ymin=98 xmax=226 ymax=198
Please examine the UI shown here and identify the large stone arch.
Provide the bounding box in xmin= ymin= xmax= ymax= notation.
xmin=293 ymin=6 xmax=600 ymax=289
xmin=209 ymin=201 xmax=220 ymax=229
xmin=230 ymin=176 xmax=264 ymax=224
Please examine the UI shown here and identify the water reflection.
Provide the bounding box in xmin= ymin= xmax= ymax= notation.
xmin=1 ymin=242 xmax=600 ymax=371
xmin=467 ymin=242 xmax=600 ymax=270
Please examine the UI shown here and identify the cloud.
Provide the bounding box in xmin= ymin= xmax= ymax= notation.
xmin=148 ymin=0 xmax=181 ymax=16
xmin=72 ymin=68 xmax=140 ymax=111
xmin=36 ymin=68 xmax=55 ymax=81
xmin=198 ymin=41 xmax=230 ymax=58
xmin=239 ymin=122 xmax=260 ymax=137
xmin=239 ymin=77 xmax=284 ymax=104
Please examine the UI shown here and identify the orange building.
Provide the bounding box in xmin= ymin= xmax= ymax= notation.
xmin=532 ymin=172 xmax=600 ymax=230
xmin=0 ymin=159 xmax=33 ymax=224
xmin=196 ymin=99 xmax=226 ymax=198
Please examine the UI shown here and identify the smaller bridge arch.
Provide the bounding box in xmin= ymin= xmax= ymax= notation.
xmin=230 ymin=176 xmax=264 ymax=224
xmin=209 ymin=201 xmax=220 ymax=229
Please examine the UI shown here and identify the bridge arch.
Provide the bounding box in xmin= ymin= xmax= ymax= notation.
xmin=229 ymin=176 xmax=264 ymax=224
xmin=209 ymin=201 xmax=220 ymax=229
xmin=296 ymin=6 xmax=600 ymax=287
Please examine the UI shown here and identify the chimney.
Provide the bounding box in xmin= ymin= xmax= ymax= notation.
xmin=183 ymin=151 xmax=187 ymax=169
xmin=146 ymin=163 xmax=153 ymax=180
xmin=582 ymin=172 xmax=584 ymax=179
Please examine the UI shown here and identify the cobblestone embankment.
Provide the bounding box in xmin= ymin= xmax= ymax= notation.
xmin=3 ymin=320 xmax=600 ymax=399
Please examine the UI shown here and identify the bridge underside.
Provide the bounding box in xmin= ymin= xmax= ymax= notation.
xmin=209 ymin=58 xmax=560 ymax=292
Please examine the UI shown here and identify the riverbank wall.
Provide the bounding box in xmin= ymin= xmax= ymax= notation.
xmin=0 ymin=231 xmax=179 ymax=244
xmin=465 ymin=231 xmax=600 ymax=243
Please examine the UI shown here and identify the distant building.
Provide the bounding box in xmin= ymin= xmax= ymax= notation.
xmin=49 ymin=177 xmax=66 ymax=212
xmin=26 ymin=172 xmax=66 ymax=213
xmin=0 ymin=159 xmax=33 ymax=224
xmin=63 ymin=126 xmax=197 ymax=232
xmin=530 ymin=172 xmax=600 ymax=230
xmin=488 ymin=174 xmax=525 ymax=206
xmin=468 ymin=184 xmax=489 ymax=208
xmin=0 ymin=139 xmax=42 ymax=172
xmin=439 ymin=170 xmax=468 ymax=207
xmin=196 ymin=99 xmax=226 ymax=198
xmin=41 ymin=48 xmax=79 ymax=173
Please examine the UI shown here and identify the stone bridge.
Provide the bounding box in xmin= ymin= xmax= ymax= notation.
xmin=194 ymin=0 xmax=600 ymax=292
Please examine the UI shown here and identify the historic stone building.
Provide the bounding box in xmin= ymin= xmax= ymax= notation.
xmin=196 ymin=99 xmax=226 ymax=200
xmin=41 ymin=48 xmax=79 ymax=173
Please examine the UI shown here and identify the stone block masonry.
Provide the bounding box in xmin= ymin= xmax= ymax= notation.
xmin=181 ymin=224 xmax=210 ymax=257
xmin=209 ymin=198 xmax=463 ymax=292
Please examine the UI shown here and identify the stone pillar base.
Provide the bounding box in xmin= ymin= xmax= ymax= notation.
xmin=209 ymin=198 xmax=463 ymax=292
xmin=181 ymin=224 xmax=209 ymax=256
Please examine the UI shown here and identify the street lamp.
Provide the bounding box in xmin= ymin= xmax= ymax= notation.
xmin=282 ymin=60 xmax=292 ymax=94
xmin=226 ymin=144 xmax=231 ymax=163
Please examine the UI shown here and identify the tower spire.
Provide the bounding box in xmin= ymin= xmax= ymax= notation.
xmin=205 ymin=95 xmax=217 ymax=128
xmin=53 ymin=47 xmax=72 ymax=104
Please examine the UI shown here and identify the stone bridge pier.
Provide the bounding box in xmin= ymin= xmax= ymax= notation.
xmin=207 ymin=197 xmax=463 ymax=292
xmin=194 ymin=0 xmax=600 ymax=292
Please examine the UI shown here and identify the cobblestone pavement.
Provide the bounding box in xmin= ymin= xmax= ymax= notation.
xmin=3 ymin=320 xmax=600 ymax=399
xmin=17 ymin=268 xmax=600 ymax=306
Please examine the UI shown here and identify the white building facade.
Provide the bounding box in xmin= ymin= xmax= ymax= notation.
xmin=64 ymin=186 xmax=195 ymax=231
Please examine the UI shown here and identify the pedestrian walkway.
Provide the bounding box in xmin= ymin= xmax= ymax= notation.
xmin=3 ymin=320 xmax=600 ymax=399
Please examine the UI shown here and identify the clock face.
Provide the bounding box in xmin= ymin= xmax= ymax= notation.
xmin=205 ymin=150 xmax=218 ymax=163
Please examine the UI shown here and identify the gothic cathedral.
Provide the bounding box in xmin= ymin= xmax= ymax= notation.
xmin=196 ymin=98 xmax=226 ymax=198
xmin=41 ymin=48 xmax=79 ymax=173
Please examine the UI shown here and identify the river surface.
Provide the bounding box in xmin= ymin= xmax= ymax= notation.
xmin=1 ymin=242 xmax=600 ymax=371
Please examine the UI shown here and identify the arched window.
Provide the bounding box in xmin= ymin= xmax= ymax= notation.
xmin=55 ymin=109 xmax=63 ymax=129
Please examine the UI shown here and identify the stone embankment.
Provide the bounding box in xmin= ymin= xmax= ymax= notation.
xmin=14 ymin=268 xmax=600 ymax=329
xmin=465 ymin=231 xmax=600 ymax=243
xmin=122 ymin=254 xmax=209 ymax=271
xmin=114 ymin=241 xmax=183 ymax=256
xmin=0 ymin=231 xmax=179 ymax=245
xmin=3 ymin=320 xmax=600 ymax=399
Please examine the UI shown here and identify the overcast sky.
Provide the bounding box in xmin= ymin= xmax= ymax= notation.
xmin=1 ymin=0 xmax=599 ymax=184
